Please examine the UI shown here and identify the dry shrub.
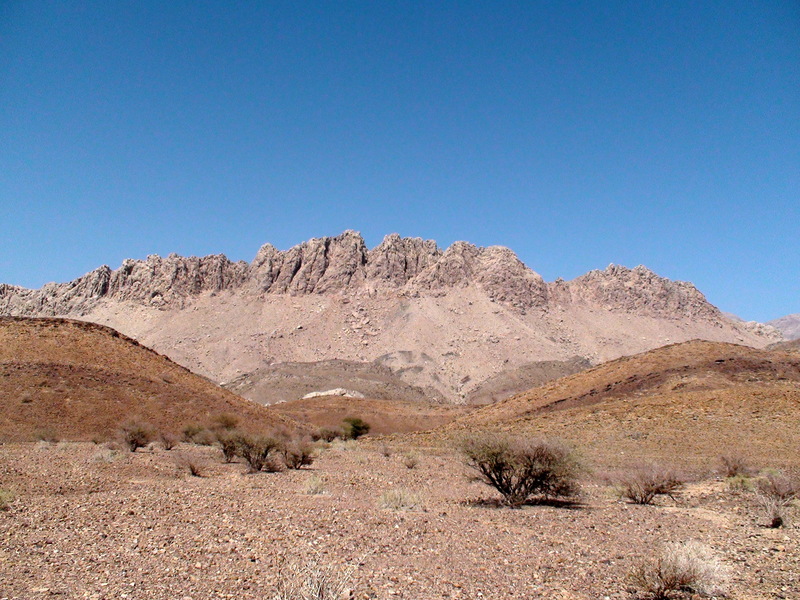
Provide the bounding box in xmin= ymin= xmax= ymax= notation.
xmin=617 ymin=463 xmax=683 ymax=505
xmin=0 ymin=489 xmax=14 ymax=511
xmin=217 ymin=430 xmax=243 ymax=463
xmin=402 ymin=452 xmax=419 ymax=469
xmin=719 ymin=454 xmax=752 ymax=478
xmin=160 ymin=432 xmax=178 ymax=451
xmin=630 ymin=541 xmax=729 ymax=599
xmin=33 ymin=428 xmax=59 ymax=443
xmin=756 ymin=471 xmax=797 ymax=528
xmin=120 ymin=420 xmax=155 ymax=452
xmin=380 ymin=444 xmax=392 ymax=458
xmin=273 ymin=555 xmax=355 ymax=600
xmin=460 ymin=433 xmax=581 ymax=508
xmin=303 ymin=474 xmax=326 ymax=495
xmin=211 ymin=413 xmax=239 ymax=431
xmin=234 ymin=434 xmax=283 ymax=473
xmin=312 ymin=427 xmax=341 ymax=443
xmin=379 ymin=488 xmax=420 ymax=510
xmin=282 ymin=439 xmax=315 ymax=470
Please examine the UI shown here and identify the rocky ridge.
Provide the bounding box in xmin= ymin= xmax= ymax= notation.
xmin=0 ymin=231 xmax=736 ymax=318
xmin=0 ymin=232 xmax=781 ymax=403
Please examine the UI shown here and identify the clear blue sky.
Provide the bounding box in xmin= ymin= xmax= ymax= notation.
xmin=1 ymin=1 xmax=797 ymax=322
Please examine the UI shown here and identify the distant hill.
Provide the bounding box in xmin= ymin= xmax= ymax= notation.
xmin=768 ymin=313 xmax=800 ymax=340
xmin=0 ymin=231 xmax=780 ymax=404
xmin=0 ymin=317 xmax=298 ymax=442
xmin=434 ymin=340 xmax=800 ymax=471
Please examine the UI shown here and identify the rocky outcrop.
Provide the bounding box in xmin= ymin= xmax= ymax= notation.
xmin=551 ymin=264 xmax=721 ymax=319
xmin=0 ymin=231 xmax=750 ymax=321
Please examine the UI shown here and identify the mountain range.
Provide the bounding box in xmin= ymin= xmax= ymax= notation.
xmin=0 ymin=231 xmax=782 ymax=404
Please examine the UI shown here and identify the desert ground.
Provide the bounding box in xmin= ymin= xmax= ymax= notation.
xmin=0 ymin=439 xmax=797 ymax=600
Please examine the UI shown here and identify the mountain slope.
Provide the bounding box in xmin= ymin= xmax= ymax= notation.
xmin=0 ymin=317 xmax=297 ymax=442
xmin=436 ymin=340 xmax=800 ymax=470
xmin=0 ymin=232 xmax=780 ymax=403
xmin=769 ymin=313 xmax=800 ymax=340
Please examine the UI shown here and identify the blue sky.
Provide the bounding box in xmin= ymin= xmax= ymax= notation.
xmin=1 ymin=1 xmax=797 ymax=322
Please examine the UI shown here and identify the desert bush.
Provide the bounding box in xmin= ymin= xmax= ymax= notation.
xmin=273 ymin=555 xmax=355 ymax=600
xmin=182 ymin=424 xmax=204 ymax=443
xmin=186 ymin=460 xmax=204 ymax=477
xmin=33 ymin=428 xmax=59 ymax=443
xmin=282 ymin=439 xmax=315 ymax=470
xmin=630 ymin=541 xmax=729 ymax=599
xmin=617 ymin=463 xmax=683 ymax=505
xmin=756 ymin=471 xmax=797 ymax=528
xmin=303 ymin=474 xmax=326 ymax=495
xmin=460 ymin=434 xmax=581 ymax=507
xmin=719 ymin=454 xmax=752 ymax=478
xmin=311 ymin=427 xmax=341 ymax=442
xmin=341 ymin=417 xmax=370 ymax=440
xmin=0 ymin=489 xmax=14 ymax=511
xmin=379 ymin=487 xmax=420 ymax=510
xmin=160 ymin=432 xmax=178 ymax=451
xmin=380 ymin=444 xmax=392 ymax=458
xmin=211 ymin=413 xmax=239 ymax=431
xmin=726 ymin=474 xmax=753 ymax=493
xmin=120 ymin=420 xmax=155 ymax=452
xmin=217 ymin=430 xmax=243 ymax=463
xmin=234 ymin=434 xmax=283 ymax=473
xmin=402 ymin=452 xmax=419 ymax=469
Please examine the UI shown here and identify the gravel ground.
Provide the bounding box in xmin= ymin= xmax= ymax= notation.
xmin=0 ymin=441 xmax=797 ymax=600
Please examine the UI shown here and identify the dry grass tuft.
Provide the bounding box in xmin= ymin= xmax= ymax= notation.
xmin=616 ymin=463 xmax=683 ymax=505
xmin=0 ymin=489 xmax=14 ymax=511
xmin=379 ymin=488 xmax=420 ymax=510
xmin=272 ymin=555 xmax=355 ymax=600
xmin=303 ymin=474 xmax=326 ymax=495
xmin=630 ymin=541 xmax=729 ymax=599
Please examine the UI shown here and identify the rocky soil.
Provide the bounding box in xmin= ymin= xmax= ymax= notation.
xmin=1 ymin=441 xmax=797 ymax=600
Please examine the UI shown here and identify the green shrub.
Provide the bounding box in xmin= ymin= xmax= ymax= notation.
xmin=342 ymin=417 xmax=370 ymax=440
xmin=460 ymin=433 xmax=580 ymax=507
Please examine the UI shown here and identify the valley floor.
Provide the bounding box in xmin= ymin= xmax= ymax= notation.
xmin=0 ymin=442 xmax=797 ymax=599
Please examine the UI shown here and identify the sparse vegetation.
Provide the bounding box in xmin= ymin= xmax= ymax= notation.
xmin=617 ymin=463 xmax=683 ymax=505
xmin=273 ymin=554 xmax=355 ymax=600
xmin=726 ymin=474 xmax=753 ymax=492
xmin=282 ymin=439 xmax=315 ymax=470
xmin=0 ymin=489 xmax=14 ymax=511
xmin=33 ymin=428 xmax=59 ymax=443
xmin=379 ymin=487 xmax=420 ymax=510
xmin=756 ymin=471 xmax=797 ymax=528
xmin=380 ymin=444 xmax=392 ymax=458
xmin=459 ymin=434 xmax=581 ymax=507
xmin=217 ymin=430 xmax=243 ymax=463
xmin=341 ymin=417 xmax=370 ymax=440
xmin=719 ymin=454 xmax=752 ymax=478
xmin=402 ymin=452 xmax=419 ymax=469
xmin=120 ymin=420 xmax=155 ymax=452
xmin=234 ymin=434 xmax=283 ymax=473
xmin=160 ymin=432 xmax=178 ymax=451
xmin=311 ymin=427 xmax=341 ymax=442
xmin=630 ymin=541 xmax=729 ymax=599
xmin=211 ymin=413 xmax=239 ymax=431
xmin=303 ymin=474 xmax=326 ymax=495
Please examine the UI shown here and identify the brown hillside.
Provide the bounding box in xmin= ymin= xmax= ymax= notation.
xmin=270 ymin=395 xmax=471 ymax=435
xmin=435 ymin=340 xmax=800 ymax=471
xmin=0 ymin=317 xmax=299 ymax=442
